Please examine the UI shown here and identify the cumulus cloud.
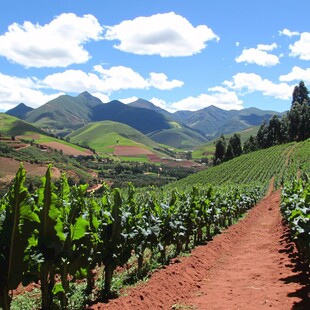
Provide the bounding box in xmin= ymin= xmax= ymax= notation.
xmin=148 ymin=72 xmax=184 ymax=89
xmin=289 ymin=32 xmax=310 ymax=60
xmin=43 ymin=65 xmax=183 ymax=93
xmin=149 ymin=97 xmax=171 ymax=110
xmin=118 ymin=96 xmax=139 ymax=104
xmin=225 ymin=72 xmax=292 ymax=100
xmin=256 ymin=43 xmax=278 ymax=51
xmin=235 ymin=43 xmax=279 ymax=66
xmin=0 ymin=73 xmax=63 ymax=111
xmin=0 ymin=13 xmax=103 ymax=67
xmin=169 ymin=87 xmax=243 ymax=111
xmin=279 ymin=66 xmax=310 ymax=83
xmin=279 ymin=28 xmax=300 ymax=37
xmin=104 ymin=12 xmax=219 ymax=57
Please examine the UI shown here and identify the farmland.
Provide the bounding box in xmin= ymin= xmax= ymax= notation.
xmin=1 ymin=139 xmax=309 ymax=309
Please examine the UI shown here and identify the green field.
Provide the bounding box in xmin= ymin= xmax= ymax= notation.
xmin=167 ymin=139 xmax=310 ymax=191
xmin=67 ymin=120 xmax=158 ymax=154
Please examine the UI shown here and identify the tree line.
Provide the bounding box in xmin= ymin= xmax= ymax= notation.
xmin=214 ymin=81 xmax=310 ymax=164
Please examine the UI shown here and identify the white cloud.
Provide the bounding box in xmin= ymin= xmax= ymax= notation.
xmin=257 ymin=43 xmax=278 ymax=51
xmin=279 ymin=28 xmax=300 ymax=37
xmin=226 ymin=72 xmax=292 ymax=100
xmin=0 ymin=73 xmax=63 ymax=111
xmin=279 ymin=66 xmax=310 ymax=83
xmin=149 ymin=97 xmax=171 ymax=111
xmin=170 ymin=87 xmax=243 ymax=111
xmin=118 ymin=96 xmax=139 ymax=104
xmin=289 ymin=32 xmax=310 ymax=60
xmin=148 ymin=72 xmax=184 ymax=90
xmin=104 ymin=12 xmax=219 ymax=57
xmin=91 ymin=92 xmax=110 ymax=103
xmin=0 ymin=13 xmax=103 ymax=68
xmin=43 ymin=66 xmax=183 ymax=93
xmin=235 ymin=43 xmax=279 ymax=66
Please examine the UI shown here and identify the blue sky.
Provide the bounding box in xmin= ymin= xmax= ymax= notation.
xmin=0 ymin=0 xmax=309 ymax=113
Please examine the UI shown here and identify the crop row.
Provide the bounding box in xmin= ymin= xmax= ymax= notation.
xmin=166 ymin=143 xmax=293 ymax=191
xmin=281 ymin=176 xmax=310 ymax=262
xmin=0 ymin=165 xmax=264 ymax=309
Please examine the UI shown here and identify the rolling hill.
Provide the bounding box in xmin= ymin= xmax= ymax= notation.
xmin=67 ymin=120 xmax=159 ymax=154
xmin=7 ymin=92 xmax=282 ymax=150
xmin=0 ymin=113 xmax=46 ymax=137
xmin=148 ymin=124 xmax=207 ymax=149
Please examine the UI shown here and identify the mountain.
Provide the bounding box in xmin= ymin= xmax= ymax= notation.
xmin=128 ymin=98 xmax=171 ymax=118
xmin=22 ymin=92 xmax=173 ymax=135
xmin=171 ymin=105 xmax=281 ymax=138
xmin=5 ymin=103 xmax=33 ymax=119
xmin=91 ymin=100 xmax=172 ymax=134
xmin=127 ymin=99 xmax=281 ymax=139
xmin=24 ymin=92 xmax=100 ymax=131
xmin=7 ymin=93 xmax=282 ymax=148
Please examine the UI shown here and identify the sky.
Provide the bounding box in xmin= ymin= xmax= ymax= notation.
xmin=0 ymin=0 xmax=309 ymax=113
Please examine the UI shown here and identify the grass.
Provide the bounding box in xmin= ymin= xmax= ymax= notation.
xmin=0 ymin=113 xmax=44 ymax=137
xmin=68 ymin=121 xmax=157 ymax=153
xmin=118 ymin=155 xmax=150 ymax=162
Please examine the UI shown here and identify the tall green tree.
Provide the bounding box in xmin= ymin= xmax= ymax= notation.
xmin=229 ymin=133 xmax=242 ymax=157
xmin=292 ymin=81 xmax=310 ymax=105
xmin=213 ymin=135 xmax=226 ymax=165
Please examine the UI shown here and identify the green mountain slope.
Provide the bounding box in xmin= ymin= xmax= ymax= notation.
xmin=148 ymin=125 xmax=207 ymax=149
xmin=0 ymin=113 xmax=46 ymax=136
xmin=25 ymin=92 xmax=101 ymax=131
xmin=67 ymin=120 xmax=158 ymax=153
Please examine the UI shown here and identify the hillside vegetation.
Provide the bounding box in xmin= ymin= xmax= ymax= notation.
xmin=67 ymin=120 xmax=158 ymax=154
xmin=166 ymin=139 xmax=310 ymax=191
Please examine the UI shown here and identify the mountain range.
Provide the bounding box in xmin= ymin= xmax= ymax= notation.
xmin=5 ymin=91 xmax=282 ymax=149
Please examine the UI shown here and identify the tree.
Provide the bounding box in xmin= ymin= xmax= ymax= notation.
xmin=267 ymin=115 xmax=282 ymax=146
xmin=229 ymin=133 xmax=242 ymax=157
xmin=243 ymin=135 xmax=257 ymax=154
xmin=224 ymin=142 xmax=234 ymax=161
xmin=292 ymin=81 xmax=310 ymax=105
xmin=256 ymin=121 xmax=269 ymax=148
xmin=213 ymin=135 xmax=226 ymax=165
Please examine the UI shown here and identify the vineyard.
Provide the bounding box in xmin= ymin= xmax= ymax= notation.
xmin=0 ymin=139 xmax=310 ymax=309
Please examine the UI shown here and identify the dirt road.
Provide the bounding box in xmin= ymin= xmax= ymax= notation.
xmin=92 ymin=190 xmax=310 ymax=310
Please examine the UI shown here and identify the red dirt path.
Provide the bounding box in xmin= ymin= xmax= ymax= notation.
xmin=92 ymin=190 xmax=310 ymax=310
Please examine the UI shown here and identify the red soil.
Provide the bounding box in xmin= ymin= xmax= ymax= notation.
xmin=0 ymin=157 xmax=61 ymax=184
xmin=40 ymin=141 xmax=93 ymax=156
xmin=114 ymin=145 xmax=154 ymax=156
xmin=91 ymin=190 xmax=310 ymax=310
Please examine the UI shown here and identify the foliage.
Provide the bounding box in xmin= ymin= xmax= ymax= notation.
xmin=244 ymin=81 xmax=310 ymax=150
xmin=281 ymin=176 xmax=310 ymax=262
xmin=0 ymin=165 xmax=264 ymax=308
